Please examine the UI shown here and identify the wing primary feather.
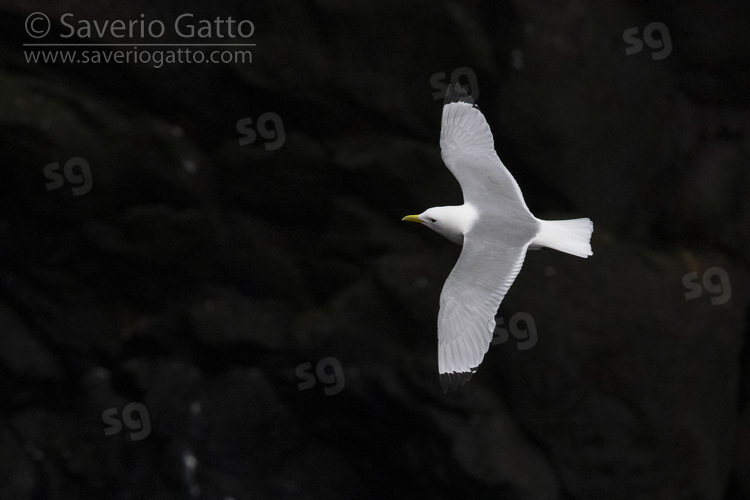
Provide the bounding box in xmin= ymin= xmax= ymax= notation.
xmin=444 ymin=83 xmax=477 ymax=107
xmin=460 ymin=335 xmax=477 ymax=370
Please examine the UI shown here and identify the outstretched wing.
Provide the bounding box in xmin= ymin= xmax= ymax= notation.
xmin=438 ymin=236 xmax=530 ymax=391
xmin=436 ymin=84 xmax=539 ymax=390
xmin=440 ymin=84 xmax=534 ymax=221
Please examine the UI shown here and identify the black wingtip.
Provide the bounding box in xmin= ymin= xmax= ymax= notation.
xmin=443 ymin=82 xmax=476 ymax=107
xmin=440 ymin=371 xmax=474 ymax=392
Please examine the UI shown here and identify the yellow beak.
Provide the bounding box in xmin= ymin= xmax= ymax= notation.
xmin=401 ymin=215 xmax=422 ymax=224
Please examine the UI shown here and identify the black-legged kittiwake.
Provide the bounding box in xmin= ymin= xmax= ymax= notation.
xmin=402 ymin=83 xmax=593 ymax=391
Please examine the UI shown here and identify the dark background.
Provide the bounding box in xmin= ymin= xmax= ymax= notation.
xmin=1 ymin=0 xmax=749 ymax=498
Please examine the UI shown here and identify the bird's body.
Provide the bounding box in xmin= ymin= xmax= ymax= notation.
xmin=402 ymin=83 xmax=593 ymax=391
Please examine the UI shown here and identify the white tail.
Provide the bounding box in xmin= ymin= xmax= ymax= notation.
xmin=531 ymin=218 xmax=593 ymax=258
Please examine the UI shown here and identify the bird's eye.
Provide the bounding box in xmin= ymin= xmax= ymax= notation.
xmin=429 ymin=218 xmax=437 ymax=223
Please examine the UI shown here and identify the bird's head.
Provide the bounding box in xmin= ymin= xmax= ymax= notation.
xmin=401 ymin=206 xmax=465 ymax=245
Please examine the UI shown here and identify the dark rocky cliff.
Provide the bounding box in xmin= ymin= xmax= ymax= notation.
xmin=1 ymin=1 xmax=749 ymax=498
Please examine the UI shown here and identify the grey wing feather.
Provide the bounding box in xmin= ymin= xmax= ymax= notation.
xmin=438 ymin=238 xmax=530 ymax=390
xmin=436 ymin=84 xmax=539 ymax=391
xmin=440 ymin=84 xmax=534 ymax=219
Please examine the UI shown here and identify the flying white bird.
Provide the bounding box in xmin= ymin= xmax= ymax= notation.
xmin=402 ymin=83 xmax=593 ymax=391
